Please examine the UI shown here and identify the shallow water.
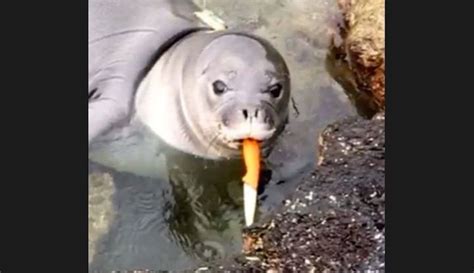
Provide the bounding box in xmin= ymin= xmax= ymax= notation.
xmin=88 ymin=0 xmax=356 ymax=271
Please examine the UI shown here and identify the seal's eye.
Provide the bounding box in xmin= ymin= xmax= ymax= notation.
xmin=268 ymin=83 xmax=283 ymax=98
xmin=212 ymin=80 xmax=227 ymax=95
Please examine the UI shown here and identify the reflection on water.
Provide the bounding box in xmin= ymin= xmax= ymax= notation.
xmin=89 ymin=138 xmax=273 ymax=271
xmin=88 ymin=0 xmax=356 ymax=271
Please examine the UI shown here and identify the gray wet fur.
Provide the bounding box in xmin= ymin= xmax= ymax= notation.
xmin=89 ymin=0 xmax=290 ymax=159
xmin=89 ymin=0 xmax=206 ymax=142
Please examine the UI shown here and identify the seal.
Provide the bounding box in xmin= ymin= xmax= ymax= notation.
xmin=89 ymin=0 xmax=290 ymax=160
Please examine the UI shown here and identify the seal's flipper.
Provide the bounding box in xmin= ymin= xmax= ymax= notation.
xmin=89 ymin=81 xmax=133 ymax=144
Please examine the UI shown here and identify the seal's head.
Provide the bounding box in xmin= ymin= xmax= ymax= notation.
xmin=184 ymin=34 xmax=290 ymax=158
xmin=136 ymin=31 xmax=290 ymax=159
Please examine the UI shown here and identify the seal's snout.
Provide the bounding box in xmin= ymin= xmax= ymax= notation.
xmin=240 ymin=105 xmax=274 ymax=128
xmin=220 ymin=104 xmax=277 ymax=145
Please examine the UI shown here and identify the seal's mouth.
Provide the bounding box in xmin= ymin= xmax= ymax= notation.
xmin=224 ymin=137 xmax=272 ymax=152
xmin=230 ymin=138 xmax=260 ymax=148
xmin=208 ymin=130 xmax=275 ymax=159
xmin=220 ymin=123 xmax=276 ymax=142
xmin=216 ymin=121 xmax=276 ymax=149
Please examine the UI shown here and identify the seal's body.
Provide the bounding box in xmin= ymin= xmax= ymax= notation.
xmin=89 ymin=0 xmax=290 ymax=160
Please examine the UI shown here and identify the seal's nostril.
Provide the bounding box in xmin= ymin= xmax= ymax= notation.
xmin=242 ymin=109 xmax=248 ymax=119
xmin=254 ymin=109 xmax=259 ymax=118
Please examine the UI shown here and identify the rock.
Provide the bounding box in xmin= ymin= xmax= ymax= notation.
xmin=193 ymin=112 xmax=385 ymax=272
xmin=88 ymin=172 xmax=116 ymax=264
xmin=327 ymin=0 xmax=385 ymax=117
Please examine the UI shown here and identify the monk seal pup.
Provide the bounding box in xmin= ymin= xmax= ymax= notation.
xmin=89 ymin=0 xmax=290 ymax=160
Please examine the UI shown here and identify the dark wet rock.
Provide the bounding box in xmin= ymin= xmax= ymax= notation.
xmin=193 ymin=112 xmax=385 ymax=272
xmin=327 ymin=0 xmax=385 ymax=118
